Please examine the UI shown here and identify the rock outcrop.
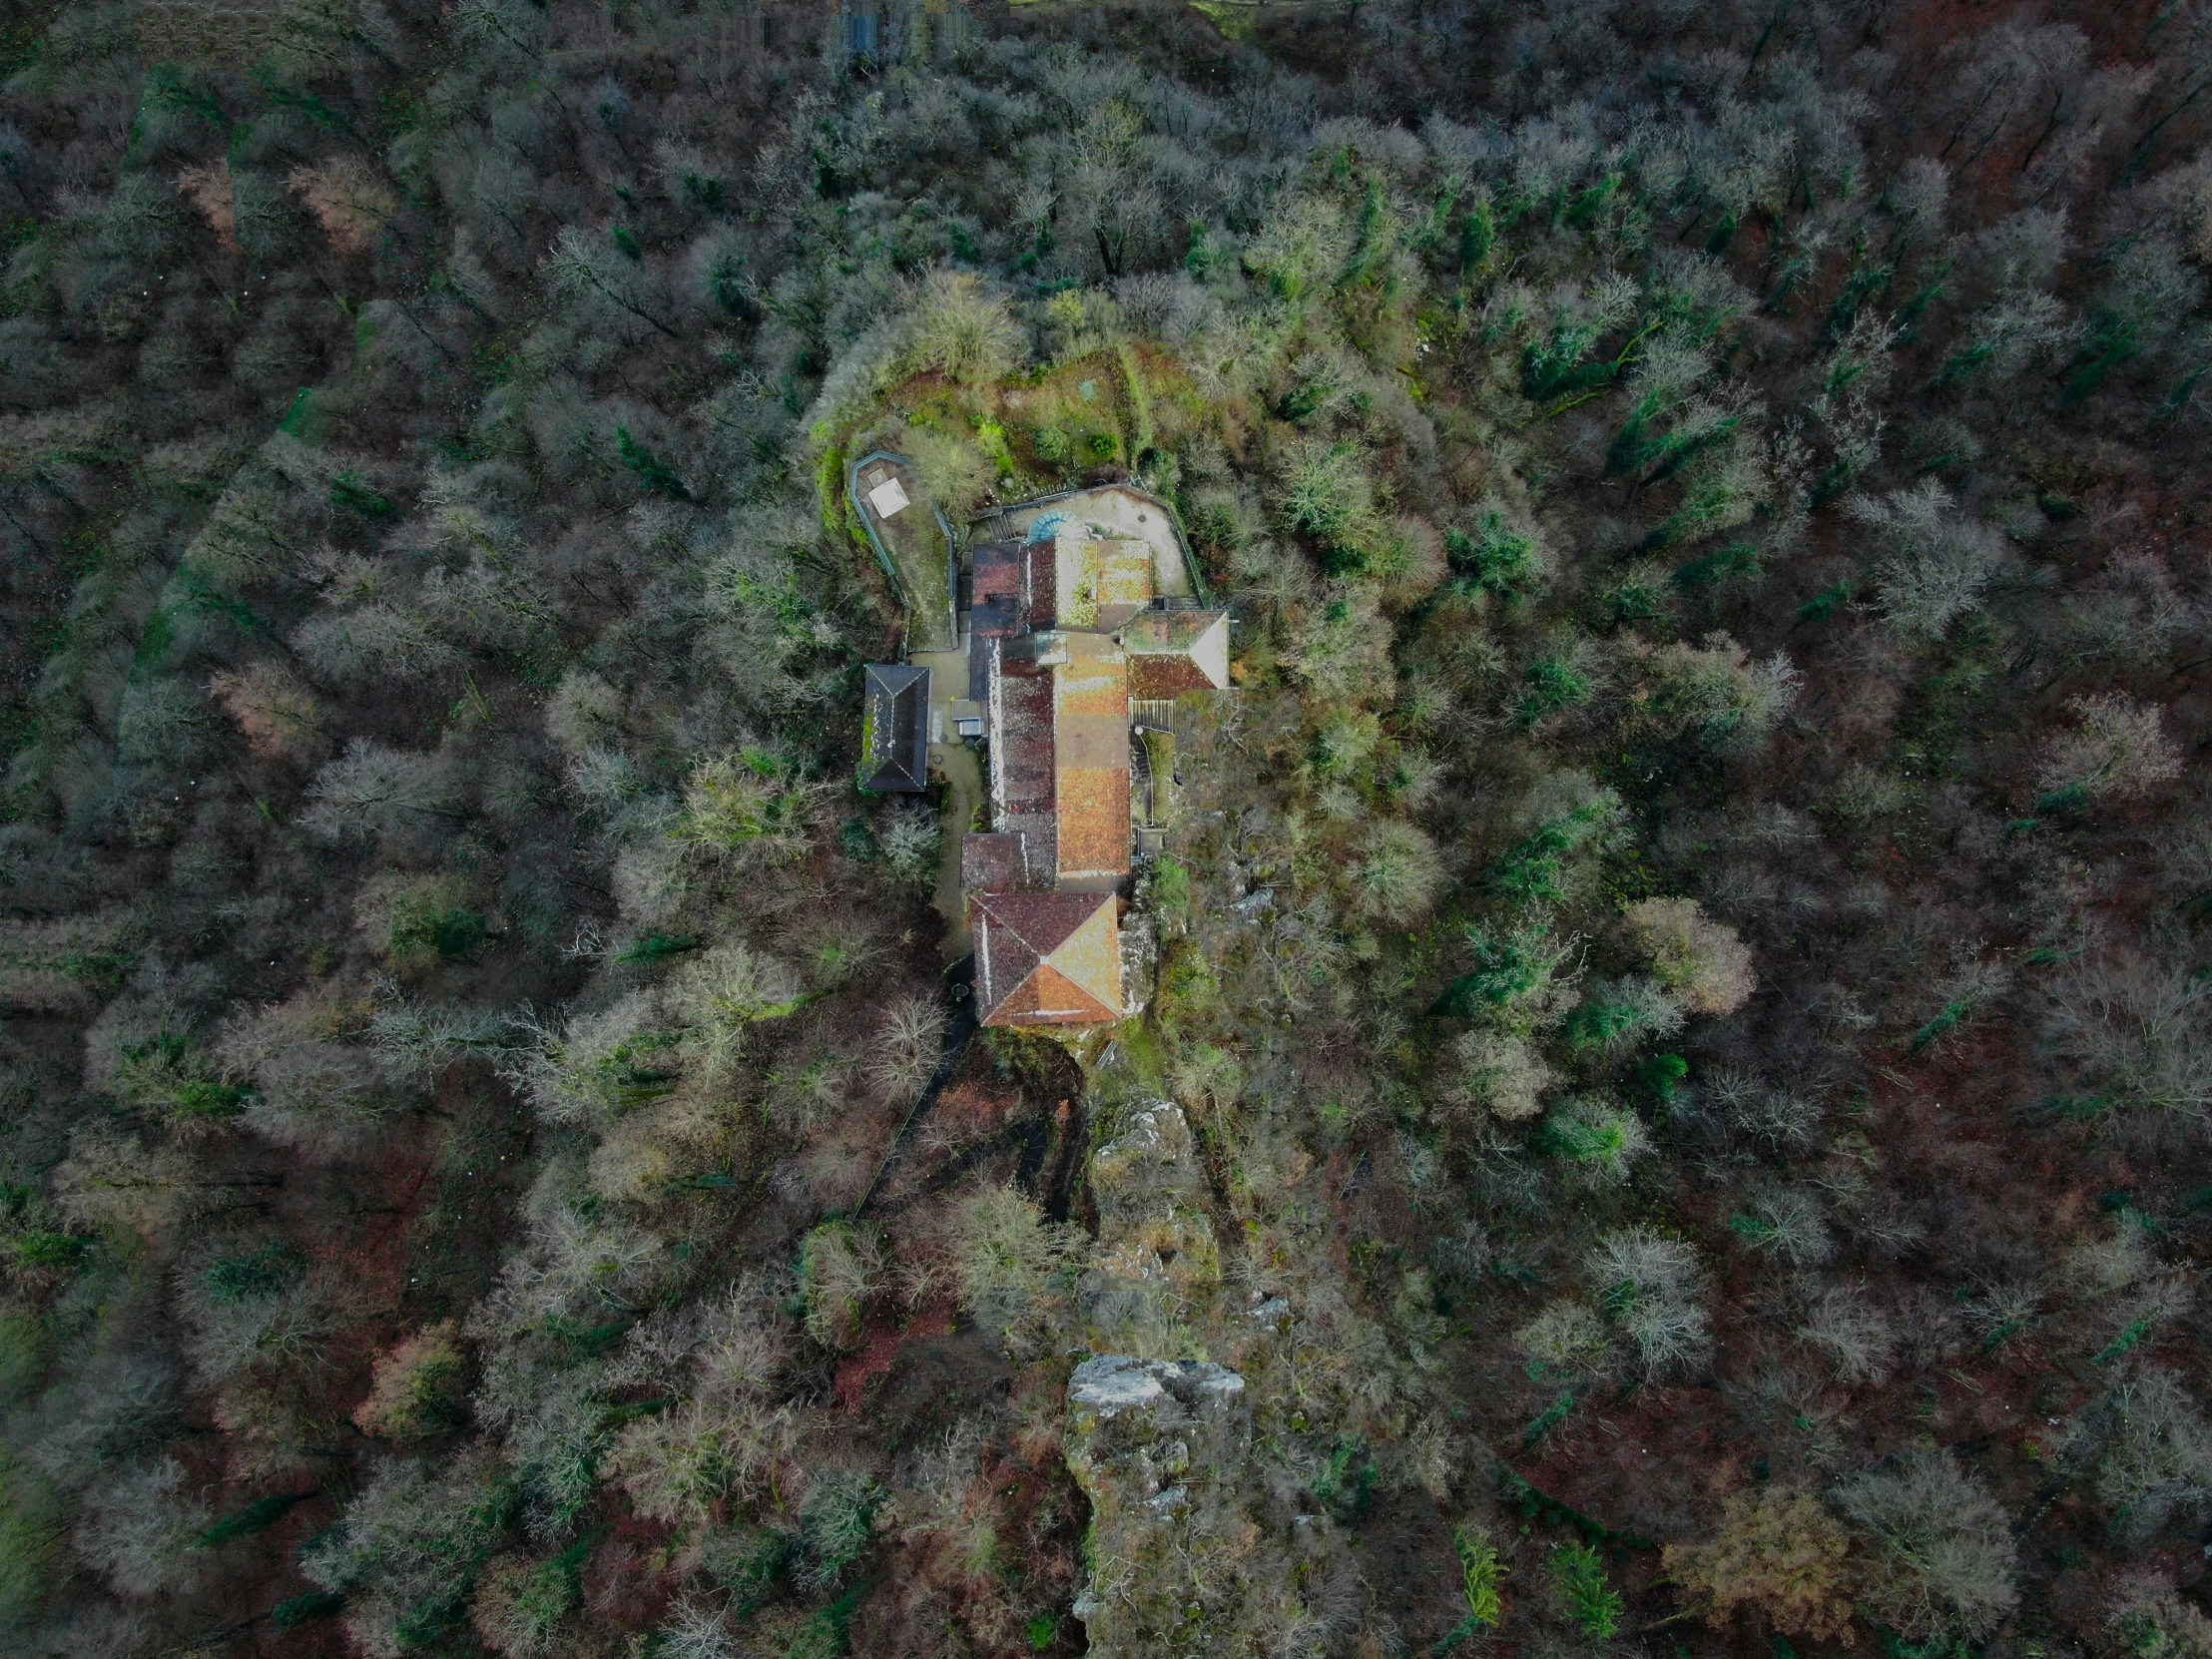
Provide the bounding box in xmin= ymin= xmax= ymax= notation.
xmin=1067 ymin=1100 xmax=1371 ymax=1655
xmin=1065 ymin=1354 xmax=1254 ymax=1653
xmin=1082 ymin=1102 xmax=1222 ymax=1355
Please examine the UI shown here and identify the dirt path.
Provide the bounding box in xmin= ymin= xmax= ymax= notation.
xmin=854 ymin=954 xmax=978 ymax=1220
xmin=930 ymin=739 xmax=982 ymax=960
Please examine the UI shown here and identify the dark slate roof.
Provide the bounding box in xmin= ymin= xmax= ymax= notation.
xmin=987 ymin=650 xmax=1055 ymax=821
xmin=960 ymin=831 xmax=1030 ymax=893
xmin=860 ymin=664 xmax=930 ymax=793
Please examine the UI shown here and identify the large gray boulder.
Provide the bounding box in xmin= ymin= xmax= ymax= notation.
xmin=1066 ymin=1354 xmax=1254 ymax=1653
xmin=1068 ymin=1354 xmax=1246 ymax=1421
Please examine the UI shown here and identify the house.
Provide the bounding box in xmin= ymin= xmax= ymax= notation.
xmin=1051 ymin=530 xmax=1155 ymax=629
xmin=968 ymin=625 xmax=1134 ymax=897
xmin=852 ymin=486 xmax=1226 ymax=1028
xmin=858 ymin=664 xmax=930 ymax=793
xmin=971 ymin=889 xmax=1122 ymax=1027
xmin=980 ymin=636 xmax=1059 ymax=889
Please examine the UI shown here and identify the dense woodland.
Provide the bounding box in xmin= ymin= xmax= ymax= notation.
xmin=5 ymin=0 xmax=2212 ymax=1654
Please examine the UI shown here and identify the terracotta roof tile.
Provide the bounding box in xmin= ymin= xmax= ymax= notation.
xmin=1050 ymin=634 xmax=1130 ymax=882
xmin=1121 ymin=609 xmax=1231 ymax=695
xmin=971 ymin=890 xmax=1121 ymax=1026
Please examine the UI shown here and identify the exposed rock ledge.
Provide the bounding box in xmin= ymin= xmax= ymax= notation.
xmin=1068 ymin=1353 xmax=1246 ymax=1420
xmin=1065 ymin=1355 xmax=1251 ymax=1653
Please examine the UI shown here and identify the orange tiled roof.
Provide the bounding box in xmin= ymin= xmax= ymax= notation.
xmin=1049 ymin=633 xmax=1130 ymax=885
xmin=1052 ymin=531 xmax=1154 ymax=629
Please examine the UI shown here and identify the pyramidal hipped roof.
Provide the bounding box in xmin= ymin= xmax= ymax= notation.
xmin=970 ymin=889 xmax=1122 ymax=1027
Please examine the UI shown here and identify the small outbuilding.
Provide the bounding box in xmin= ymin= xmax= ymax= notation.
xmin=859 ymin=664 xmax=930 ymax=793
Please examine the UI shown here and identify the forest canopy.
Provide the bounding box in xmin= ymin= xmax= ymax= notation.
xmin=2 ymin=0 xmax=2212 ymax=1656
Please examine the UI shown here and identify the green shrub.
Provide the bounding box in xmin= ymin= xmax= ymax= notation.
xmin=1522 ymin=318 xmax=1623 ymax=402
xmin=1310 ymin=1436 xmax=1375 ymax=1520
xmin=706 ymin=246 xmax=752 ymax=313
xmin=198 ymin=1488 xmax=313 ymax=1547
xmin=1522 ymin=1389 xmax=1577 ymax=1444
xmin=705 ymin=1525 xmax=798 ymax=1615
xmin=2062 ymin=312 xmax=2138 ymax=406
xmin=1548 ymin=1540 xmax=1622 ymax=1638
xmin=0 ymin=1315 xmax=46 ymax=1402
xmin=328 ymin=470 xmax=395 ymax=519
xmin=0 ymin=1460 xmax=59 ymax=1627
xmin=1540 ymin=1098 xmax=1652 ymax=1185
xmin=203 ymin=1243 xmax=305 ymax=1303
xmin=391 ymin=905 xmax=487 ymax=960
xmin=1486 ymin=797 xmax=1617 ymax=903
xmin=273 ymin=1589 xmax=345 ymax=1627
xmin=1512 ymin=659 xmax=1590 ymax=727
xmin=471 ymin=1543 xmax=587 ymax=1655
xmin=1183 ymin=493 xmax=1242 ymax=555
xmin=1637 ymin=1052 xmax=1688 ymax=1102
xmin=1446 ymin=510 xmax=1541 ymax=600
xmin=1435 ymin=918 xmax=1565 ymax=1021
xmin=3 ymin=1228 xmax=93 ymax=1276
xmin=787 ymin=1583 xmax=866 ymax=1659
xmin=1459 ymin=200 xmax=1495 ymax=271
xmin=616 ymin=932 xmax=702 ymax=963
xmin=1562 ymin=979 xmax=1681 ymax=1055
xmin=111 ymin=1030 xmax=252 ymax=1122
xmin=1671 ymin=541 xmax=1761 ymax=590
xmin=1184 ymin=219 xmax=1221 ymax=279
xmin=1562 ymin=1000 xmax=1639 ymax=1051
xmin=1452 ymin=1523 xmax=1505 ymax=1625
xmin=1144 ymin=857 xmax=1191 ymax=913
xmin=798 ymin=1470 xmax=885 ymax=1591
xmin=616 ymin=424 xmax=688 ymax=499
xmin=1643 ymin=449 xmax=1758 ymax=549
xmin=1600 ymin=560 xmax=1673 ymax=625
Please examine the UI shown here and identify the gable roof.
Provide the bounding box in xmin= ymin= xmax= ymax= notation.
xmin=1121 ymin=608 xmax=1231 ymax=696
xmin=860 ymin=664 xmax=930 ymax=793
xmin=970 ymin=889 xmax=1121 ymax=1026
